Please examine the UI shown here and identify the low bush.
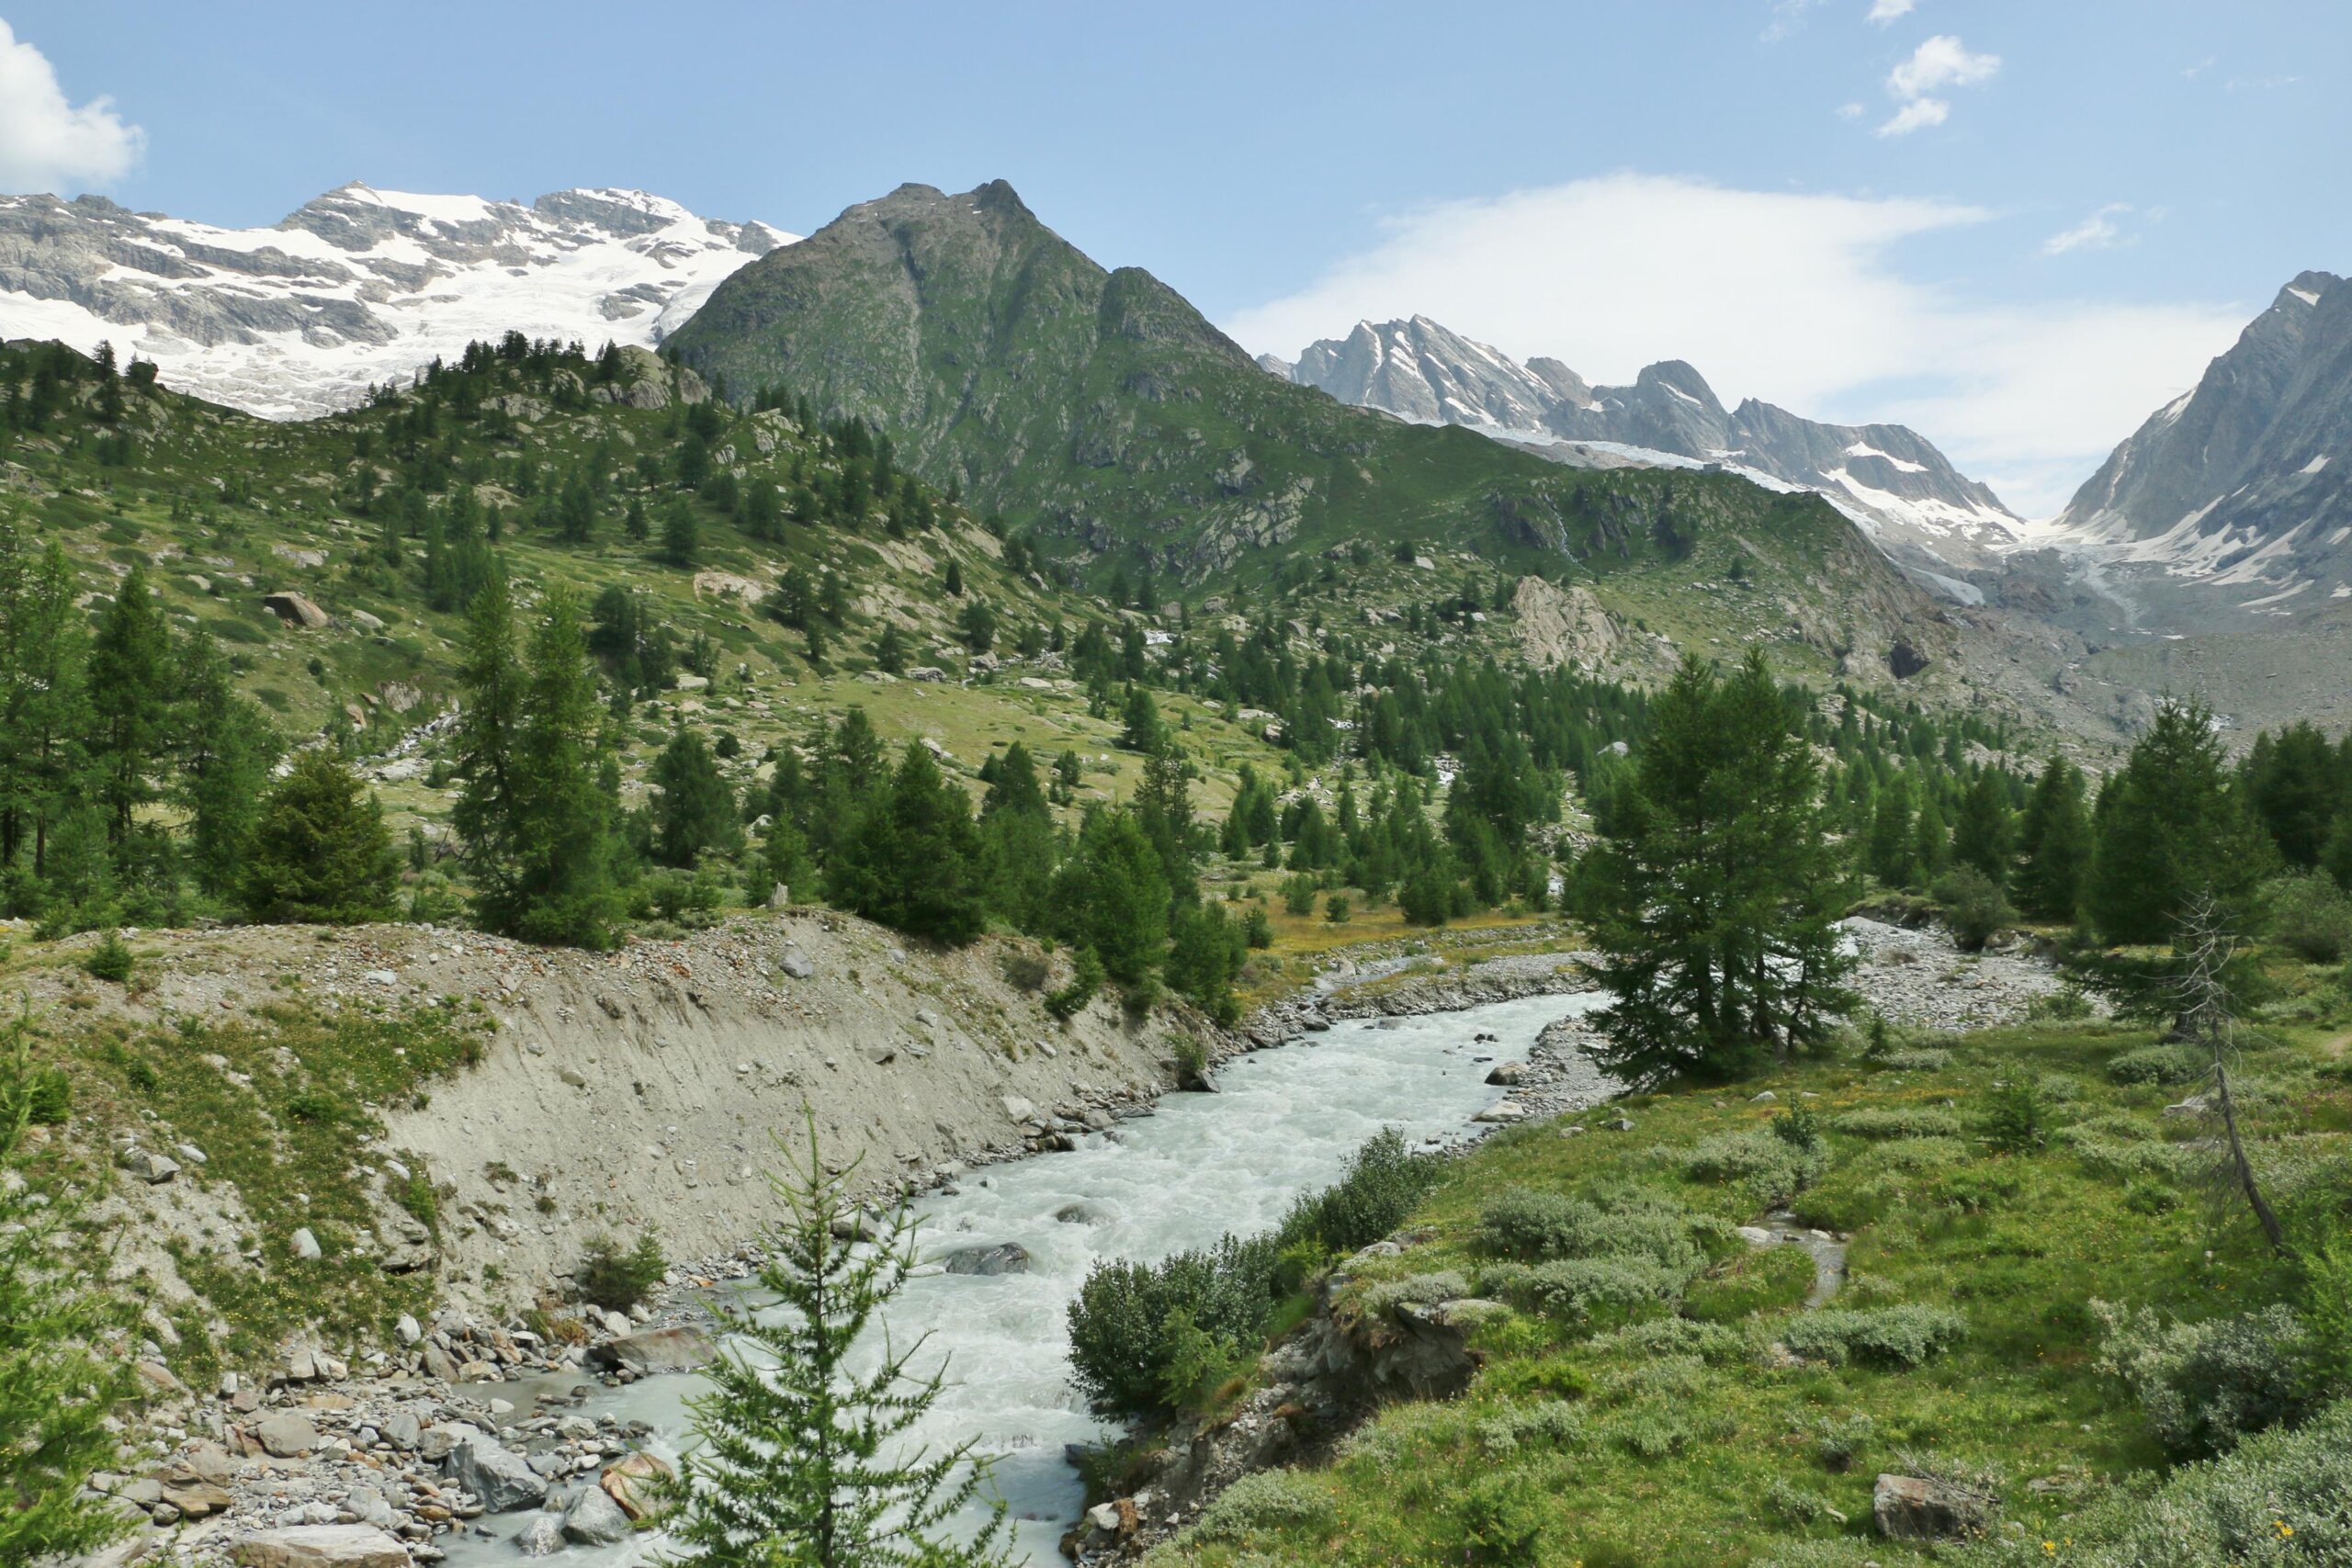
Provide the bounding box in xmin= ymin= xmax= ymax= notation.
xmin=1829 ymin=1106 xmax=1963 ymax=1140
xmin=1185 ymin=1469 xmax=1330 ymax=1545
xmin=2027 ymin=985 xmax=2095 ymax=1021
xmin=1965 ymin=1401 xmax=2352 ymax=1567
xmin=1472 ymin=1398 xmax=1589 ymax=1456
xmin=1478 ymin=1257 xmax=1687 ymax=1328
xmin=1455 ymin=1470 xmax=1547 ymax=1565
xmin=1934 ymin=867 xmax=2014 ymax=953
xmin=83 ymin=932 xmax=133 ymax=983
xmin=575 ymin=1231 xmax=667 ymax=1313
xmin=1282 ymin=1127 xmax=1443 ymax=1258
xmin=1981 ymin=1079 xmax=2049 ymax=1153
xmin=1677 ymin=1127 xmax=1829 ymax=1205
xmin=1780 ymin=1303 xmax=1966 ymax=1368
xmin=2091 ymin=1301 xmax=2315 ymax=1458
xmin=2261 ymin=871 xmax=2352 ymax=964
xmin=1878 ymin=1046 xmax=1952 ymax=1072
xmin=2106 ymin=1043 xmax=2208 ymax=1087
xmin=1477 ymin=1186 xmax=1709 ymax=1272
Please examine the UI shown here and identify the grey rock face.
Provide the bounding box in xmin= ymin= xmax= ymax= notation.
xmin=588 ymin=1325 xmax=717 ymax=1375
xmin=254 ymin=1413 xmax=319 ymax=1458
xmin=0 ymin=186 xmax=797 ymax=419
xmin=1275 ymin=318 xmax=2020 ymax=580
xmin=2052 ymin=271 xmax=2352 ymax=611
xmin=448 ymin=1430 xmax=548 ymax=1512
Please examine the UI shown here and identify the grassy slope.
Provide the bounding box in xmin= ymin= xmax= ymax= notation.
xmin=1148 ymin=985 xmax=2352 ymax=1567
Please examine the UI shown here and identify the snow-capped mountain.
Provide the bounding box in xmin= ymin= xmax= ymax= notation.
xmin=2049 ymin=271 xmax=2351 ymax=619
xmin=1272 ymin=316 xmax=2024 ymax=589
xmin=0 ymin=184 xmax=797 ymax=418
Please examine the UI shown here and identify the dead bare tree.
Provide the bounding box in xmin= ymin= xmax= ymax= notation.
xmin=2171 ymin=895 xmax=2290 ymax=1258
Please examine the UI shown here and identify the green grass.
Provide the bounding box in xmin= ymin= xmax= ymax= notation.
xmin=1145 ymin=1013 xmax=2350 ymax=1568
xmin=18 ymin=995 xmax=489 ymax=1379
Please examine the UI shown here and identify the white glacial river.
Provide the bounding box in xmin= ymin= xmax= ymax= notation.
xmin=442 ymin=989 xmax=1609 ymax=1564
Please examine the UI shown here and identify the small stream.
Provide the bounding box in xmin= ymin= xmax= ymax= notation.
xmin=442 ymin=990 xmax=1611 ymax=1565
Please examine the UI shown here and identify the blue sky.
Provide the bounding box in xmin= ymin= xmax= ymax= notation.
xmin=2 ymin=1 xmax=2345 ymax=514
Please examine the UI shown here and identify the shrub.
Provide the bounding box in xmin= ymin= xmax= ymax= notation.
xmin=2027 ymin=986 xmax=2094 ymax=1021
xmin=1455 ymin=1471 xmax=1546 ymax=1565
xmin=2091 ymin=1301 xmax=2314 ymax=1457
xmin=1472 ymin=1399 xmax=1589 ymax=1456
xmin=576 ymin=1231 xmax=667 ymax=1313
xmin=1279 ymin=1127 xmax=1441 ymax=1258
xmin=2262 ymin=871 xmax=2352 ymax=964
xmin=1185 ymin=1469 xmax=1330 ymax=1545
xmin=83 ymin=932 xmax=133 ymax=983
xmin=1880 ymin=1046 xmax=1953 ymax=1072
xmin=1830 ymin=1106 xmax=1962 ymax=1140
xmin=1934 ymin=867 xmax=2014 ymax=953
xmin=999 ymin=951 xmax=1049 ymax=993
xmin=1045 ymin=947 xmax=1105 ymax=1021
xmin=1781 ymin=1304 xmax=1967 ymax=1368
xmin=1677 ymin=1128 xmax=1829 ymax=1204
xmin=1478 ymin=1258 xmax=1686 ymax=1327
xmin=1982 ymin=1079 xmax=2049 ymax=1153
xmin=1476 ymin=1187 xmax=1706 ymax=1272
xmin=2106 ymin=1043 xmax=2208 ymax=1087
xmin=2008 ymin=1402 xmax=2352 ymax=1567
xmin=1323 ymin=894 xmax=1351 ymax=924
xmin=1765 ymin=1476 xmax=1841 ymax=1524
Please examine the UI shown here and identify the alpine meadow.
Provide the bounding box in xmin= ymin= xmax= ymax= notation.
xmin=3 ymin=7 xmax=2352 ymax=1568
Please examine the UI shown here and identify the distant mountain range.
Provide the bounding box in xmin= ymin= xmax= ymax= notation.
xmin=2045 ymin=271 xmax=2351 ymax=625
xmin=1262 ymin=315 xmax=2024 ymax=591
xmin=0 ymin=185 xmax=795 ymax=418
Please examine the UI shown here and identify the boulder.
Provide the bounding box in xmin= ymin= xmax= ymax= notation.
xmin=562 ymin=1482 xmax=633 ymax=1544
xmin=600 ymin=1451 xmax=674 ymax=1520
xmin=513 ymin=1513 xmax=567 ymax=1557
xmin=942 ymin=1243 xmax=1031 ymax=1277
xmin=1473 ymin=1100 xmax=1528 ymax=1123
xmin=449 ymin=1430 xmax=548 ymax=1512
xmin=231 ymin=1526 xmax=412 ymax=1568
xmin=118 ymin=1146 xmax=180 ymax=1184
xmin=588 ymin=1325 xmax=717 ymax=1376
xmin=290 ymin=1227 xmax=322 ymax=1261
xmin=1484 ymin=1062 xmax=1525 ymax=1087
xmin=1873 ymin=1472 xmax=1996 ymax=1541
xmin=158 ymin=1477 xmax=234 ymax=1517
xmin=379 ymin=1411 xmax=420 ymax=1450
xmin=778 ymin=947 xmax=814 ymax=979
xmin=254 ymin=1413 xmax=319 ymax=1459
xmin=1000 ymin=1095 xmax=1037 ymax=1123
xmin=394 ymin=1314 xmax=422 ymax=1346
xmin=262 ymin=592 xmax=330 ymax=629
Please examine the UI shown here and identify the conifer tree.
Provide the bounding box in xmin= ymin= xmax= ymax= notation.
xmin=177 ymin=628 xmax=279 ymax=900
xmin=977 ymin=742 xmax=1055 ymax=931
xmin=664 ymin=1115 xmax=1013 ymax=1568
xmin=453 ymin=576 xmax=526 ymax=897
xmin=1951 ymin=769 xmax=2016 ymax=882
xmin=85 ymin=561 xmax=172 ymax=841
xmin=0 ymin=1014 xmax=132 ymax=1564
xmin=2086 ymin=699 xmax=2273 ymax=944
xmin=651 ymin=725 xmax=741 ymax=868
xmin=825 ymin=742 xmax=987 ymax=945
xmin=661 ymin=499 xmax=700 ymax=568
xmin=1577 ymin=653 xmax=1855 ymax=1082
xmin=239 ymin=750 xmax=401 ymax=925
xmin=1051 ymin=808 xmax=1169 ymax=985
xmin=0 ymin=530 xmax=86 ymax=880
xmin=1865 ymin=773 xmax=1916 ymax=887
xmin=2013 ymin=758 xmax=2091 ymax=921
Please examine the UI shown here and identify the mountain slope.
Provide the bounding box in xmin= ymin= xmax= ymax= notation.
xmin=0 ymin=184 xmax=795 ymax=418
xmin=2048 ymin=271 xmax=2352 ymax=621
xmin=1275 ymin=317 xmax=2022 ymax=584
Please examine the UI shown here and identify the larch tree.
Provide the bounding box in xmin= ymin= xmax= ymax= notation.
xmin=1577 ymin=652 xmax=1856 ymax=1084
xmin=663 ymin=1115 xmax=1014 ymax=1568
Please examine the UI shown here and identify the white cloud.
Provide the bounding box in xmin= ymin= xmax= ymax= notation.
xmin=1866 ymin=0 xmax=1917 ymax=24
xmin=1222 ymin=175 xmax=2245 ymax=518
xmin=1887 ymin=34 xmax=2001 ymax=96
xmin=0 ymin=19 xmax=142 ymax=194
xmin=2042 ymin=203 xmax=2135 ymax=256
xmin=1874 ymin=33 xmax=1997 ymax=135
xmin=1876 ymin=98 xmax=1951 ymax=137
